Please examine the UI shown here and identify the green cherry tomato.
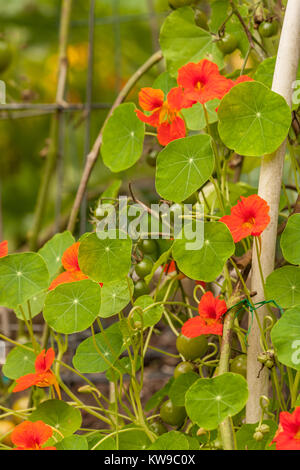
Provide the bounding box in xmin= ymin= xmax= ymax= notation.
xmin=0 ymin=40 xmax=12 ymax=73
xmin=259 ymin=21 xmax=279 ymax=38
xmin=135 ymin=257 xmax=154 ymax=279
xmin=146 ymin=150 xmax=157 ymax=167
xmin=174 ymin=361 xmax=194 ymax=379
xmin=149 ymin=421 xmax=168 ymax=436
xmin=133 ymin=279 xmax=150 ymax=298
xmin=194 ymin=10 xmax=208 ymax=30
xmin=139 ymin=239 xmax=158 ymax=256
xmin=168 ymin=0 xmax=193 ymax=9
xmin=217 ymin=33 xmax=238 ymax=55
xmin=230 ymin=354 xmax=247 ymax=378
xmin=176 ymin=334 xmax=208 ymax=360
xmin=159 ymin=399 xmax=187 ymax=426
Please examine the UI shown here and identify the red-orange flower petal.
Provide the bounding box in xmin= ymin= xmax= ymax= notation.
xmin=182 ymin=316 xmax=223 ymax=337
xmin=220 ymin=194 xmax=270 ymax=243
xmin=157 ymin=116 xmax=186 ymax=146
xmin=62 ymin=242 xmax=81 ymax=272
xmin=49 ymin=270 xmax=88 ymax=290
xmin=135 ymin=108 xmax=161 ymax=127
xmin=11 ymin=420 xmax=55 ymax=450
xmin=198 ymin=291 xmax=227 ymax=321
xmin=271 ymin=407 xmax=300 ymax=450
xmin=13 ymin=373 xmax=38 ymax=393
xmin=177 ymin=60 xmax=229 ymax=104
xmin=138 ymin=87 xmax=164 ymax=111
xmin=166 ymin=87 xmax=196 ymax=111
xmin=35 ymin=348 xmax=55 ymax=373
xmin=0 ymin=240 xmax=8 ymax=258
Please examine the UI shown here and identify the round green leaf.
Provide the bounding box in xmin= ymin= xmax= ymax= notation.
xmin=236 ymin=420 xmax=277 ymax=450
xmin=172 ymin=222 xmax=234 ymax=281
xmin=148 ymin=431 xmax=189 ymax=451
xmin=160 ymin=6 xmax=223 ymax=76
xmin=88 ymin=433 xmax=116 ymax=450
xmin=169 ymin=371 xmax=199 ymax=406
xmin=254 ymin=57 xmax=276 ymax=89
xmin=266 ymin=266 xmax=300 ymax=308
xmin=17 ymin=291 xmax=46 ymax=321
xmin=153 ymin=71 xmax=177 ymax=97
xmin=118 ymin=427 xmax=151 ymax=450
xmin=271 ymin=306 xmax=300 ymax=370
xmin=29 ymin=400 xmax=82 ymax=438
xmin=101 ymin=103 xmax=144 ymax=172
xmin=3 ymin=343 xmax=35 ymax=380
xmin=182 ymin=100 xmax=219 ymax=131
xmin=56 ymin=435 xmax=88 ymax=450
xmin=133 ymin=295 xmax=163 ymax=328
xmin=43 ymin=279 xmax=101 ymax=334
xmin=73 ymin=322 xmax=124 ymax=373
xmin=280 ymin=214 xmax=300 ymax=265
xmin=38 ymin=231 xmax=75 ymax=280
xmin=0 ymin=253 xmax=49 ymax=310
xmin=100 ymin=278 xmax=133 ymax=318
xmin=155 ymin=134 xmax=214 ymax=203
xmin=78 ymin=231 xmax=132 ymax=283
xmin=185 ymin=373 xmax=248 ymax=430
xmin=218 ymin=81 xmax=291 ymax=156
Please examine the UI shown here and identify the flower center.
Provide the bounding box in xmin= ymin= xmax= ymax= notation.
xmin=295 ymin=428 xmax=300 ymax=440
xmin=195 ymin=80 xmax=204 ymax=90
xmin=242 ymin=216 xmax=255 ymax=230
xmin=159 ymin=101 xmax=178 ymax=124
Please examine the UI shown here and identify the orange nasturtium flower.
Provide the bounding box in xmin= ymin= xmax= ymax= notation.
xmin=177 ymin=59 xmax=230 ymax=104
xmin=49 ymin=241 xmax=88 ymax=290
xmin=13 ymin=348 xmax=61 ymax=399
xmin=11 ymin=420 xmax=56 ymax=450
xmin=219 ymin=194 xmax=270 ymax=243
xmin=135 ymin=86 xmax=195 ymax=146
xmin=0 ymin=240 xmax=8 ymax=258
xmin=271 ymin=407 xmax=300 ymax=450
xmin=182 ymin=291 xmax=227 ymax=337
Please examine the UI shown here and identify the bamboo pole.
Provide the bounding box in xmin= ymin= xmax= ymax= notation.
xmin=246 ymin=0 xmax=300 ymax=423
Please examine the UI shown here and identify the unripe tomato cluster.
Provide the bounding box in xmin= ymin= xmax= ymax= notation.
xmin=133 ymin=239 xmax=158 ymax=298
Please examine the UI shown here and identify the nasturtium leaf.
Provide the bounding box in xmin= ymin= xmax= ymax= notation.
xmin=105 ymin=356 xmax=141 ymax=382
xmin=145 ymin=377 xmax=174 ymax=412
xmin=185 ymin=373 xmax=248 ymax=430
xmin=155 ymin=134 xmax=214 ymax=203
xmin=118 ymin=426 xmax=151 ymax=450
xmin=29 ymin=400 xmax=82 ymax=438
xmin=0 ymin=253 xmax=49 ymax=311
xmin=254 ymin=57 xmax=276 ymax=89
xmin=145 ymin=246 xmax=173 ymax=284
xmin=280 ymin=214 xmax=300 ymax=265
xmin=56 ymin=435 xmax=88 ymax=451
xmin=271 ymin=306 xmax=300 ymax=370
xmin=3 ymin=344 xmax=35 ymax=380
xmin=88 ymin=433 xmax=116 ymax=450
xmin=181 ymin=100 xmax=219 ymax=131
xmin=101 ymin=103 xmax=144 ymax=172
xmin=265 ymin=266 xmax=300 ymax=308
xmin=99 ymin=179 xmax=122 ymax=203
xmin=78 ymin=231 xmax=132 ymax=283
xmin=236 ymin=420 xmax=277 ymax=450
xmin=169 ymin=371 xmax=199 ymax=406
xmin=173 ymin=222 xmax=234 ymax=281
xmin=209 ymin=0 xmax=229 ymax=33
xmin=153 ymin=71 xmax=177 ymax=97
xmin=160 ymin=6 xmax=224 ymax=76
xmin=218 ymin=81 xmax=291 ymax=156
xmin=100 ymin=278 xmax=133 ymax=318
xmin=43 ymin=279 xmax=101 ymax=334
xmin=17 ymin=291 xmax=46 ymax=321
xmin=73 ymin=322 xmax=124 ymax=373
xmin=148 ymin=431 xmax=189 ymax=451
xmin=132 ymin=295 xmax=163 ymax=328
xmin=38 ymin=231 xmax=75 ymax=280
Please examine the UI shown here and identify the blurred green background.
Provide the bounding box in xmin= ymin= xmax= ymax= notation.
xmin=0 ymin=0 xmax=171 ymax=248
